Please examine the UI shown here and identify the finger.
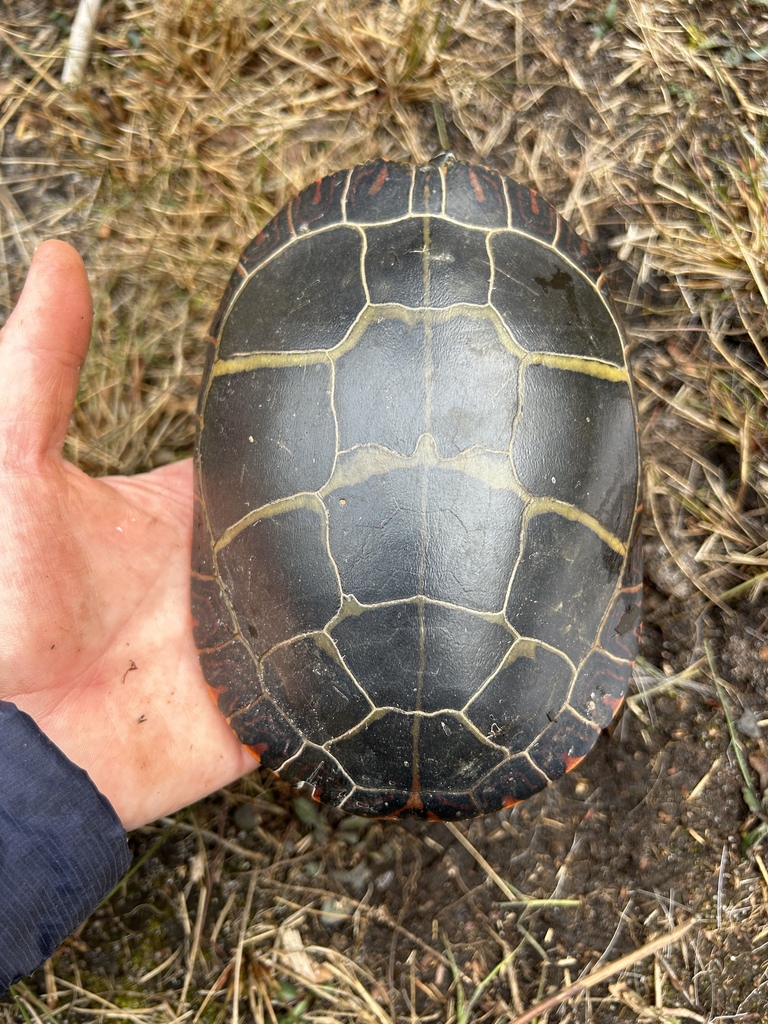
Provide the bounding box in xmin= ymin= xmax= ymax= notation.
xmin=0 ymin=240 xmax=93 ymax=468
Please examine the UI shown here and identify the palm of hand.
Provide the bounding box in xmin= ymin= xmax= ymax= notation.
xmin=0 ymin=242 xmax=253 ymax=829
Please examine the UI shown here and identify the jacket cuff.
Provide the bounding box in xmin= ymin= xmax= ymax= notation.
xmin=0 ymin=700 xmax=131 ymax=993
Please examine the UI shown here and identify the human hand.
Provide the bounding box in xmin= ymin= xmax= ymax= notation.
xmin=0 ymin=241 xmax=254 ymax=829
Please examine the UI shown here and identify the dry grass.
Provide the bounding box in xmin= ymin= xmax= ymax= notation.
xmin=2 ymin=0 xmax=768 ymax=1020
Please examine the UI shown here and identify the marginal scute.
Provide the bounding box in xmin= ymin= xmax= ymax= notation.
xmin=240 ymin=204 xmax=295 ymax=274
xmin=278 ymin=744 xmax=354 ymax=806
xmin=529 ymin=709 xmax=602 ymax=782
xmin=229 ymin=696 xmax=303 ymax=766
xmin=208 ymin=281 xmax=237 ymax=346
xmin=192 ymin=157 xmax=642 ymax=819
xmin=190 ymin=574 xmax=235 ymax=651
xmin=191 ymin=485 xmax=214 ymax=575
xmin=601 ymin=581 xmax=643 ymax=663
xmin=346 ymin=161 xmax=413 ymax=223
xmin=411 ymin=163 xmax=444 ymax=216
xmin=444 ymin=162 xmax=508 ymax=228
xmin=291 ymin=167 xmax=348 ymax=232
xmin=505 ymin=179 xmax=558 ymax=242
xmin=556 ymin=220 xmax=603 ymax=279
xmin=474 ymin=754 xmax=549 ymax=813
xmin=199 ymin=640 xmax=262 ymax=719
xmin=569 ymin=649 xmax=628 ymax=729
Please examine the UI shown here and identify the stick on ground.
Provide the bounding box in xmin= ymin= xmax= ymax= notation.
xmin=508 ymin=919 xmax=695 ymax=1024
xmin=62 ymin=0 xmax=104 ymax=84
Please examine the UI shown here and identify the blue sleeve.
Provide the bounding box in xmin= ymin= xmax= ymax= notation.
xmin=0 ymin=701 xmax=131 ymax=994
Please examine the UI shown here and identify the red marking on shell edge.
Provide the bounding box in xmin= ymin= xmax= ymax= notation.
xmin=313 ymin=180 xmax=323 ymax=205
xmin=502 ymin=795 xmax=523 ymax=809
xmin=369 ymin=166 xmax=389 ymax=196
xmin=403 ymin=790 xmax=424 ymax=812
xmin=530 ymin=190 xmax=540 ymax=214
xmin=246 ymin=744 xmax=266 ymax=765
xmin=564 ymin=753 xmax=585 ymax=772
xmin=203 ymin=686 xmax=221 ymax=713
xmin=602 ymin=694 xmax=624 ymax=713
xmin=468 ymin=169 xmax=485 ymax=203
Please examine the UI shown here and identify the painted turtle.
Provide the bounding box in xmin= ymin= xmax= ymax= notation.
xmin=191 ymin=158 xmax=642 ymax=820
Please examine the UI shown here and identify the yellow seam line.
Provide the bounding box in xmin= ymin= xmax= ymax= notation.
xmin=526 ymin=497 xmax=627 ymax=556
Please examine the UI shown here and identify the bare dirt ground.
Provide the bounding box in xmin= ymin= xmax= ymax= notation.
xmin=1 ymin=0 xmax=768 ymax=1020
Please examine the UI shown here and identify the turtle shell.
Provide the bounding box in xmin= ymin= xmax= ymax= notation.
xmin=191 ymin=158 xmax=642 ymax=821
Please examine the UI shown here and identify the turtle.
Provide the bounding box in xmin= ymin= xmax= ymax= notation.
xmin=191 ymin=157 xmax=642 ymax=821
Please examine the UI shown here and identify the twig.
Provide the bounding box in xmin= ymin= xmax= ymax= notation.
xmin=62 ymin=0 xmax=104 ymax=85
xmin=232 ymin=870 xmax=258 ymax=1024
xmin=717 ymin=842 xmax=728 ymax=930
xmin=507 ymin=920 xmax=695 ymax=1024
xmin=443 ymin=820 xmax=547 ymax=905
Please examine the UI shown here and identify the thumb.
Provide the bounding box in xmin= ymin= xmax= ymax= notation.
xmin=0 ymin=240 xmax=93 ymax=468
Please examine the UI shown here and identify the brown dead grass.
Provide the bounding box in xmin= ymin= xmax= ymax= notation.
xmin=2 ymin=0 xmax=768 ymax=1020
